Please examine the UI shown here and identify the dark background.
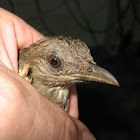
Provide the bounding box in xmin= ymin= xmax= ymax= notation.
xmin=0 ymin=0 xmax=139 ymax=139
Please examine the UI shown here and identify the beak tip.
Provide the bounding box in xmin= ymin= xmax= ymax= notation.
xmin=112 ymin=80 xmax=120 ymax=87
xmin=107 ymin=74 xmax=119 ymax=87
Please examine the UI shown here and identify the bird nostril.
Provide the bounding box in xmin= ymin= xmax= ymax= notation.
xmin=87 ymin=68 xmax=93 ymax=73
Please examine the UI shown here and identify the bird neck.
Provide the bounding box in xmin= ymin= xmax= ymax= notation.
xmin=33 ymin=81 xmax=70 ymax=110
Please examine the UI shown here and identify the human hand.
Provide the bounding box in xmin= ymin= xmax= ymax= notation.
xmin=0 ymin=8 xmax=95 ymax=139
xmin=0 ymin=63 xmax=95 ymax=140
xmin=0 ymin=8 xmax=43 ymax=72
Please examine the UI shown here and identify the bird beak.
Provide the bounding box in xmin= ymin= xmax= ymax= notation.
xmin=65 ymin=64 xmax=119 ymax=86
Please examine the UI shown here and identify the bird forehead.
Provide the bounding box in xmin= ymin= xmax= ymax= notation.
xmin=36 ymin=36 xmax=94 ymax=64
xmin=49 ymin=36 xmax=92 ymax=61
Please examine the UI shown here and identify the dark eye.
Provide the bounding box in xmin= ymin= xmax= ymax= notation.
xmin=47 ymin=55 xmax=61 ymax=69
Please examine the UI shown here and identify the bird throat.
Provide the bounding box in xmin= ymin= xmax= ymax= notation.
xmin=42 ymin=86 xmax=69 ymax=111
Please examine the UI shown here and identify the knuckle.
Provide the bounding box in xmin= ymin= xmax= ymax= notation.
xmin=65 ymin=117 xmax=78 ymax=140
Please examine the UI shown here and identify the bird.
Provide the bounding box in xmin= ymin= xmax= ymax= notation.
xmin=18 ymin=35 xmax=119 ymax=111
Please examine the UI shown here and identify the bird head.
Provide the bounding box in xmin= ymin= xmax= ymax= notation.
xmin=19 ymin=35 xmax=119 ymax=87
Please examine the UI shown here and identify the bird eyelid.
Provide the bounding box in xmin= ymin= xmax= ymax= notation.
xmin=47 ymin=54 xmax=62 ymax=69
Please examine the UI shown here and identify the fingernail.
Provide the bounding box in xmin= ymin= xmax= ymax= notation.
xmin=82 ymin=131 xmax=96 ymax=140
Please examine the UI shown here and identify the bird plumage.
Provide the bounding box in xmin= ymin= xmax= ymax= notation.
xmin=19 ymin=35 xmax=119 ymax=111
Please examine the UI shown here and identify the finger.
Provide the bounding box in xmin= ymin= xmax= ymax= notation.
xmin=67 ymin=84 xmax=79 ymax=118
xmin=0 ymin=35 xmax=14 ymax=71
xmin=70 ymin=117 xmax=96 ymax=140
xmin=0 ymin=8 xmax=44 ymax=72
xmin=1 ymin=19 xmax=18 ymax=72
xmin=14 ymin=19 xmax=44 ymax=49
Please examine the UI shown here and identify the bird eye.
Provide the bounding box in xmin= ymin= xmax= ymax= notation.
xmin=47 ymin=55 xmax=61 ymax=69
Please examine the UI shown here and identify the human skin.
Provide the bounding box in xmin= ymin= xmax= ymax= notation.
xmin=0 ymin=8 xmax=95 ymax=140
